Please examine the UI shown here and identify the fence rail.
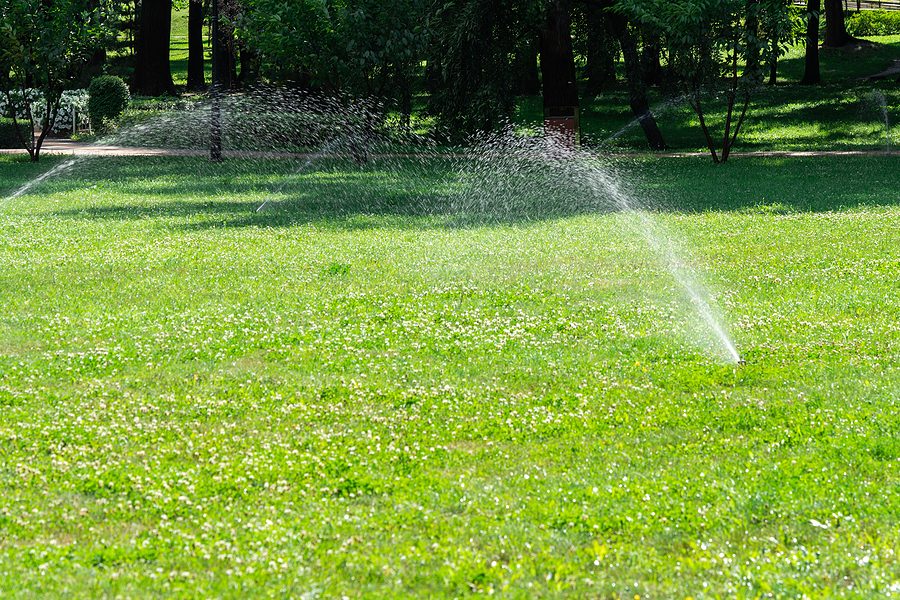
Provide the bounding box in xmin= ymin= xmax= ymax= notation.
xmin=794 ymin=1 xmax=900 ymax=10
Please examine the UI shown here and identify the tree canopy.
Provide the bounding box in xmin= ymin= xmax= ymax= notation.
xmin=614 ymin=0 xmax=800 ymax=161
xmin=0 ymin=0 xmax=886 ymax=161
xmin=0 ymin=0 xmax=105 ymax=161
xmin=235 ymin=0 xmax=430 ymax=104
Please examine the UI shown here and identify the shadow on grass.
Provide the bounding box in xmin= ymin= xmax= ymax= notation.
xmin=3 ymin=154 xmax=900 ymax=231
xmin=7 ymin=154 xmax=626 ymax=230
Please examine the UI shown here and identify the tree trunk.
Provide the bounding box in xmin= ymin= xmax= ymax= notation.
xmin=801 ymin=0 xmax=821 ymax=85
xmin=744 ymin=0 xmax=761 ymax=78
xmin=186 ymin=0 xmax=204 ymax=90
xmin=768 ymin=41 xmax=778 ymax=85
xmin=608 ymin=10 xmax=668 ymax=150
xmin=583 ymin=3 xmax=616 ymax=95
xmin=640 ymin=28 xmax=663 ymax=87
xmin=539 ymin=0 xmax=579 ymax=110
xmin=237 ymin=46 xmax=258 ymax=86
xmin=514 ymin=37 xmax=541 ymax=96
xmin=218 ymin=20 xmax=238 ymax=89
xmin=823 ymin=0 xmax=854 ymax=47
xmin=133 ymin=0 xmax=176 ymax=96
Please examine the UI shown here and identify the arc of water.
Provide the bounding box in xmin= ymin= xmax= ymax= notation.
xmin=255 ymin=136 xmax=347 ymax=212
xmin=582 ymin=158 xmax=741 ymax=363
xmin=3 ymin=158 xmax=79 ymax=206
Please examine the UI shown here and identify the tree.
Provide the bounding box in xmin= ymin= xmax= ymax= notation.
xmin=616 ymin=0 xmax=794 ymax=162
xmin=0 ymin=0 xmax=104 ymax=161
xmin=540 ymin=0 xmax=579 ymax=110
xmin=237 ymin=0 xmax=428 ymax=113
xmin=603 ymin=2 xmax=669 ymax=150
xmin=425 ymin=0 xmax=530 ymax=137
xmin=759 ymin=0 xmax=802 ymax=84
xmin=823 ymin=0 xmax=856 ymax=47
xmin=801 ymin=0 xmax=821 ymax=85
xmin=216 ymin=0 xmax=238 ymax=88
xmin=512 ymin=35 xmax=541 ymax=96
xmin=132 ymin=0 xmax=176 ymax=95
xmin=573 ymin=2 xmax=617 ymax=96
xmin=186 ymin=0 xmax=205 ymax=89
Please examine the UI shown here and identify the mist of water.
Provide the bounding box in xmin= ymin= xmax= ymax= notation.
xmin=3 ymin=158 xmax=79 ymax=205
xmin=2 ymin=87 xmax=740 ymax=362
xmin=439 ymin=130 xmax=740 ymax=363
xmin=256 ymin=135 xmax=349 ymax=213
xmin=597 ymin=95 xmax=687 ymax=149
xmin=871 ymin=90 xmax=891 ymax=155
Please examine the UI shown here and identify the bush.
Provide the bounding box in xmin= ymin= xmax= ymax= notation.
xmin=0 ymin=117 xmax=20 ymax=148
xmin=87 ymin=75 xmax=130 ymax=131
xmin=0 ymin=89 xmax=89 ymax=135
xmin=49 ymin=90 xmax=90 ymax=133
xmin=847 ymin=10 xmax=900 ymax=36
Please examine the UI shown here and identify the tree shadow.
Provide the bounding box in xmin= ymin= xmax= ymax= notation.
xmin=37 ymin=154 xmax=628 ymax=231
xmin=5 ymin=153 xmax=900 ymax=231
xmin=645 ymin=154 xmax=900 ymax=213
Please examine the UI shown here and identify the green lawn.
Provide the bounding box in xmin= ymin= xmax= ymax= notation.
xmin=1 ymin=153 xmax=900 ymax=598
xmin=513 ymin=35 xmax=900 ymax=153
xmin=129 ymin=16 xmax=900 ymax=155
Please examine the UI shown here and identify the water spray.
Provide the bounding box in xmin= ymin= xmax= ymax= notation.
xmin=255 ymin=135 xmax=347 ymax=212
xmin=3 ymin=158 xmax=79 ymax=205
xmin=870 ymin=90 xmax=890 ymax=155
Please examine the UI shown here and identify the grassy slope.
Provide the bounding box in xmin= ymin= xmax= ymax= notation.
xmin=514 ymin=35 xmax=900 ymax=153
xmin=158 ymin=9 xmax=900 ymax=153
xmin=1 ymin=154 xmax=900 ymax=598
xmin=169 ymin=6 xmax=191 ymax=89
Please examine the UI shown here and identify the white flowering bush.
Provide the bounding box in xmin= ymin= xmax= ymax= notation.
xmin=0 ymin=88 xmax=90 ymax=133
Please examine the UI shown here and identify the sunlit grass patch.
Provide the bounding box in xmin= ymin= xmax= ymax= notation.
xmin=2 ymin=154 xmax=900 ymax=598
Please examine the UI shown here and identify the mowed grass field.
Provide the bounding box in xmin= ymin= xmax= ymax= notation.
xmin=1 ymin=153 xmax=900 ymax=598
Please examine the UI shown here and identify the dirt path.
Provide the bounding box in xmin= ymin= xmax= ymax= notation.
xmin=1 ymin=138 xmax=894 ymax=159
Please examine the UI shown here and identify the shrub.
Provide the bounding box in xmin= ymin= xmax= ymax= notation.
xmin=0 ymin=89 xmax=90 ymax=135
xmin=49 ymin=90 xmax=90 ymax=133
xmin=0 ymin=118 xmax=20 ymax=148
xmin=87 ymin=75 xmax=130 ymax=131
xmin=847 ymin=10 xmax=900 ymax=36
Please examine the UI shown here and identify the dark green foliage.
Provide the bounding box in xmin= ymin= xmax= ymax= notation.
xmin=614 ymin=0 xmax=801 ymax=162
xmin=847 ymin=10 xmax=900 ymax=36
xmin=0 ymin=118 xmax=19 ymax=148
xmin=87 ymin=75 xmax=131 ymax=131
xmin=235 ymin=0 xmax=429 ymax=120
xmin=425 ymin=0 xmax=539 ymax=139
xmin=0 ymin=0 xmax=105 ymax=160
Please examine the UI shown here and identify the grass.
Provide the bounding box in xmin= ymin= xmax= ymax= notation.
xmin=513 ymin=35 xmax=900 ymax=153
xmin=1 ymin=153 xmax=900 ymax=598
xmin=114 ymin=13 xmax=900 ymax=155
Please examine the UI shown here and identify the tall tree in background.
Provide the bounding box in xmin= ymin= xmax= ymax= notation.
xmin=0 ymin=0 xmax=105 ymax=160
xmin=425 ymin=0 xmax=530 ymax=137
xmin=539 ymin=0 xmax=579 ymax=112
xmin=512 ymin=35 xmax=541 ymax=95
xmin=217 ymin=0 xmax=239 ymax=88
xmin=801 ymin=0 xmax=821 ymax=84
xmin=823 ymin=0 xmax=856 ymax=47
xmin=574 ymin=2 xmax=617 ymax=96
xmin=604 ymin=2 xmax=668 ymax=150
xmin=761 ymin=0 xmax=802 ymax=84
xmin=186 ymin=0 xmax=205 ymax=89
xmin=236 ymin=0 xmax=429 ymax=142
xmin=617 ymin=0 xmax=792 ymax=162
xmin=132 ymin=0 xmax=176 ymax=95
